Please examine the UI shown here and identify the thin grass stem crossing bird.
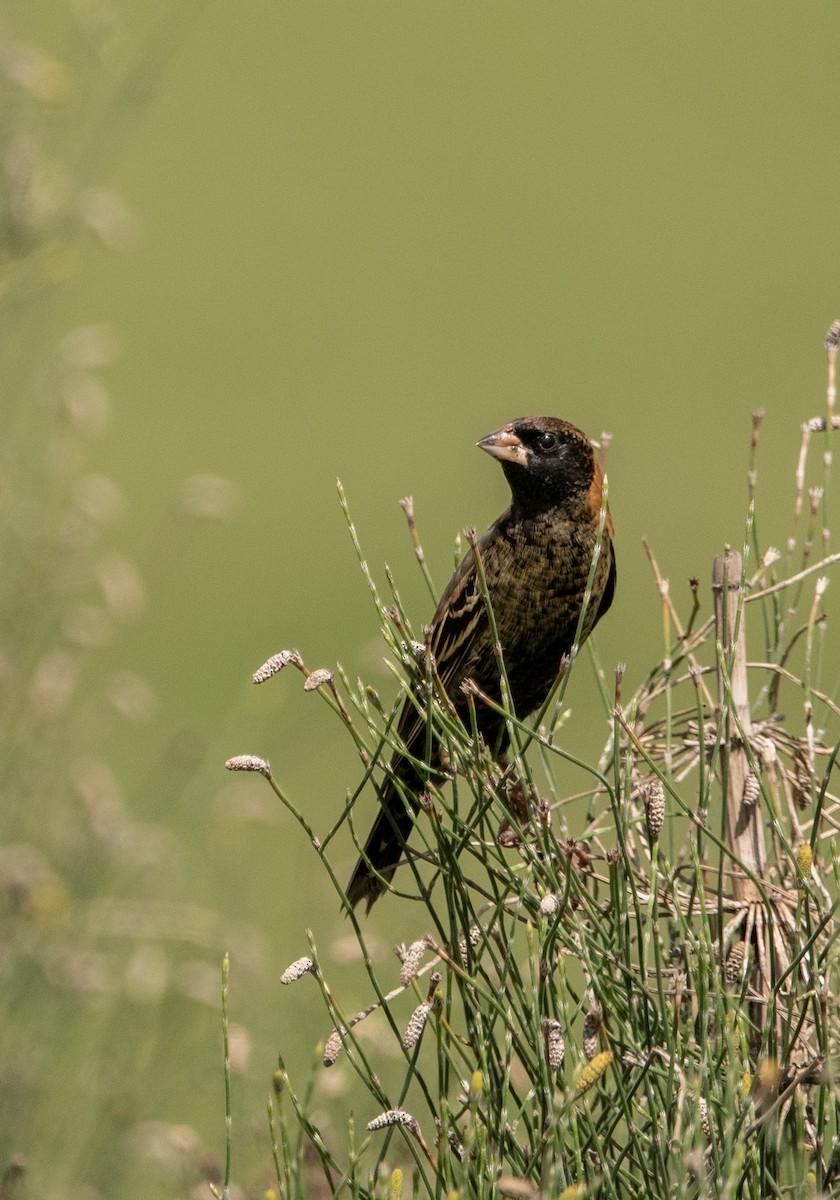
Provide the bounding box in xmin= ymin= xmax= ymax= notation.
xmin=346 ymin=416 xmax=616 ymax=912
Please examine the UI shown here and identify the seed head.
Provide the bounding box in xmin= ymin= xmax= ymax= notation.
xmin=699 ymin=1096 xmax=711 ymax=1140
xmin=458 ymin=924 xmax=482 ymax=967
xmin=796 ymin=843 xmax=813 ymax=876
xmin=366 ymin=1109 xmax=420 ymax=1136
xmin=447 ymin=1130 xmax=464 ymax=1160
xmin=323 ymin=1026 xmax=346 ymax=1067
xmin=725 ymin=942 xmax=745 ymax=985
xmin=402 ymin=1001 xmax=432 ymax=1050
xmin=395 ymin=937 xmax=429 ymax=986
xmin=224 ymin=755 xmax=271 ymax=779
xmin=252 ymin=650 xmax=302 ymax=684
xmin=280 ymin=956 xmax=315 ymax=985
xmin=742 ymin=772 xmax=760 ymax=809
xmin=642 ymin=780 xmax=665 ymax=842
xmin=582 ymin=999 xmax=603 ymax=1061
xmin=575 ymin=1049 xmax=612 ymax=1097
xmin=541 ymin=1016 xmax=565 ymax=1071
xmin=303 ymin=668 xmax=334 ymax=692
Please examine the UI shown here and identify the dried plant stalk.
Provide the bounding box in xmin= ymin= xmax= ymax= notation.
xmin=712 ymin=550 xmax=767 ymax=893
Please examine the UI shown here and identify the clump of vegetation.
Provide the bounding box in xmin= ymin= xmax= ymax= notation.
xmin=227 ymin=328 xmax=840 ymax=1198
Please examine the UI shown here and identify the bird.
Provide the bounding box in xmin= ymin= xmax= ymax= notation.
xmin=346 ymin=416 xmax=616 ymax=912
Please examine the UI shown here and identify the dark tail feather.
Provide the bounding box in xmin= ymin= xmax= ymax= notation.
xmin=346 ymin=783 xmax=417 ymax=913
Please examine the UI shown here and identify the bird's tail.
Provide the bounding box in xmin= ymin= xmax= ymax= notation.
xmin=345 ymin=781 xmax=418 ymax=913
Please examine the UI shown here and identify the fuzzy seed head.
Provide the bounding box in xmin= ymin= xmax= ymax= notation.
xmin=575 ymin=1049 xmax=612 ymax=1096
xmin=458 ymin=924 xmax=482 ymax=967
xmin=757 ymin=1057 xmax=781 ymax=1093
xmin=795 ymin=762 xmax=813 ymax=808
xmin=699 ymin=1096 xmax=711 ymax=1140
xmin=224 ymin=755 xmax=271 ymax=779
xmin=395 ymin=937 xmax=428 ymax=986
xmin=323 ymin=1026 xmax=346 ymax=1067
xmin=448 ymin=1130 xmax=464 ymax=1160
xmin=582 ymin=1003 xmax=602 ymax=1061
xmin=725 ymin=942 xmax=745 ymax=985
xmin=742 ymin=772 xmax=760 ymax=809
xmin=539 ymin=892 xmax=560 ymax=916
xmin=402 ymin=1001 xmax=432 ymax=1050
xmin=642 ymin=780 xmax=665 ymax=842
xmin=303 ymin=668 xmax=333 ymax=692
xmin=280 ymin=956 xmax=315 ymax=985
xmin=541 ymin=1017 xmax=565 ymax=1071
xmin=252 ymin=650 xmax=302 ymax=683
xmin=796 ymin=843 xmax=813 ymax=876
xmin=366 ymin=1109 xmax=419 ymax=1136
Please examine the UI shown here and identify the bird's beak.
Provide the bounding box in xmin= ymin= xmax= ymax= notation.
xmin=477 ymin=425 xmax=528 ymax=467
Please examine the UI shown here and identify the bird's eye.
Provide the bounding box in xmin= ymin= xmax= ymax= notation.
xmin=537 ymin=432 xmax=557 ymax=453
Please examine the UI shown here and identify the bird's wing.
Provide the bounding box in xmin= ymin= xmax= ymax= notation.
xmin=391 ymin=530 xmax=493 ymax=757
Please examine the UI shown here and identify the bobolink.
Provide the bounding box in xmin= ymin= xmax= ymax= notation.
xmin=347 ymin=416 xmax=616 ymax=912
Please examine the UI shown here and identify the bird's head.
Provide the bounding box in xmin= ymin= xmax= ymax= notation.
xmin=477 ymin=416 xmax=603 ymax=515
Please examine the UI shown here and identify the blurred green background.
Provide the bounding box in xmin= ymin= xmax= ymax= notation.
xmin=2 ymin=2 xmax=838 ymax=1194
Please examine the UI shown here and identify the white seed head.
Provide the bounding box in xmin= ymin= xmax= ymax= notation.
xmin=323 ymin=1026 xmax=346 ymax=1067
xmin=642 ymin=780 xmax=665 ymax=842
xmin=304 ymin=668 xmax=334 ymax=692
xmin=458 ymin=924 xmax=482 ymax=967
xmin=366 ymin=1109 xmax=419 ymax=1135
xmin=224 ymin=755 xmax=271 ymax=779
xmin=542 ymin=1017 xmax=565 ymax=1071
xmin=582 ymin=1005 xmax=602 ymax=1061
xmin=280 ymin=956 xmax=314 ymax=985
xmin=699 ymin=1096 xmax=711 ymax=1140
xmin=725 ymin=942 xmax=746 ymax=985
xmin=742 ymin=772 xmax=760 ymax=808
xmin=252 ymin=651 xmax=302 ymax=684
xmin=402 ymin=1002 xmax=432 ymax=1050
xmin=395 ymin=937 xmax=429 ymax=986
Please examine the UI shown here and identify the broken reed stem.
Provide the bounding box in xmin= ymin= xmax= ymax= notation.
xmin=712 ymin=550 xmax=767 ymax=895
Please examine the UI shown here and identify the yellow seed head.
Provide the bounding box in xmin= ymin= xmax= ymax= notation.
xmin=389 ymin=1168 xmax=404 ymax=1200
xmin=575 ymin=1049 xmax=612 ymax=1096
xmin=757 ymin=1057 xmax=781 ymax=1093
xmin=470 ymin=1069 xmax=484 ymax=1099
xmin=796 ymin=843 xmax=813 ymax=876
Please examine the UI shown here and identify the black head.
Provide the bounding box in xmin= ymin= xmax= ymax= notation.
xmin=477 ymin=416 xmax=599 ymax=513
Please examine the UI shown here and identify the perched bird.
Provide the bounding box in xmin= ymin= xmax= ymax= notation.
xmin=346 ymin=416 xmax=616 ymax=912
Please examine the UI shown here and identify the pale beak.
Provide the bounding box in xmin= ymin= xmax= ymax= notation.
xmin=476 ymin=425 xmax=528 ymax=467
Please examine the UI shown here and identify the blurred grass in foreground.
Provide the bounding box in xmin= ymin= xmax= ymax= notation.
xmin=0 ymin=9 xmax=251 ymax=1196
